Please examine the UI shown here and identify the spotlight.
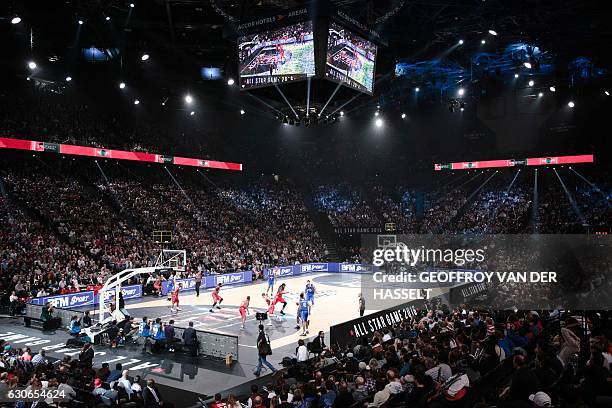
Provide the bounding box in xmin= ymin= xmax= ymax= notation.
xmin=340 ymin=111 xmax=344 ymax=116
xmin=415 ymin=87 xmax=420 ymax=92
xmin=401 ymin=113 xmax=406 ymax=119
xmin=488 ymin=29 xmax=498 ymax=36
xmin=130 ymin=3 xmax=135 ymax=7
xmin=605 ymin=90 xmax=610 ymax=96
xmin=141 ymin=53 xmax=149 ymax=61
xmin=78 ymin=20 xmax=83 ymax=25
xmin=227 ymin=78 xmax=235 ymax=86
xmin=240 ymin=109 xmax=245 ymax=115
xmin=119 ymin=82 xmax=126 ymax=89
xmin=184 ymin=95 xmax=193 ymax=104
xmin=374 ymin=111 xmax=379 ymax=117
xmin=514 ymin=73 xmax=519 ymax=78
xmin=134 ymin=99 xmax=140 ymax=105
xmin=460 ymin=107 xmax=465 ymax=112
xmin=568 ymin=101 xmax=575 ymax=108
xmin=458 ymin=39 xmax=464 ymax=45
xmin=105 ymin=16 xmax=111 ymax=21
xmin=11 ymin=17 xmax=21 ymax=25
xmin=528 ymin=80 xmax=534 ymax=87
xmin=523 ymin=62 xmax=532 ymax=69
xmin=457 ymin=88 xmax=465 ymax=96
xmin=375 ymin=118 xmax=383 ymax=127
xmin=161 ymin=101 xmax=166 ymax=106
xmin=538 ymin=92 xmax=543 ymax=97
xmin=190 ymin=111 xmax=195 ymax=116
xmin=65 ymin=76 xmax=72 ymax=82
xmin=549 ymin=86 xmax=556 ymax=92
xmin=27 ymin=61 xmax=36 ymax=70
xmin=481 ymin=39 xmax=486 ymax=44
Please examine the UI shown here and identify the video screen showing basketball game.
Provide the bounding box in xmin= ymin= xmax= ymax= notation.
xmin=238 ymin=21 xmax=315 ymax=89
xmin=325 ymin=22 xmax=377 ymax=94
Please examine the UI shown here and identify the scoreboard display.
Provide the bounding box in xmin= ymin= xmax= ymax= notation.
xmin=325 ymin=22 xmax=377 ymax=94
xmin=236 ymin=11 xmax=382 ymax=95
xmin=238 ymin=21 xmax=315 ymax=89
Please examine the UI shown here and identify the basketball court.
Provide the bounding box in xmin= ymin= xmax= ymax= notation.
xmin=1 ymin=271 xmax=454 ymax=401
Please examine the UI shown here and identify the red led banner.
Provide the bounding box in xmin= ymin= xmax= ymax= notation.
xmin=0 ymin=137 xmax=242 ymax=171
xmin=434 ymin=154 xmax=594 ymax=171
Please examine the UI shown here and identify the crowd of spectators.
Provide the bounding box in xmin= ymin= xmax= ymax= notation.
xmin=0 ymin=191 xmax=110 ymax=310
xmin=372 ymin=186 xmax=419 ymax=234
xmin=0 ymin=165 xmax=325 ymax=303
xmin=0 ymin=337 xmax=170 ymax=407
xmin=207 ymin=305 xmax=612 ymax=407
xmin=2 ymin=295 xmax=610 ymax=407
xmin=313 ymin=172 xmax=609 ymax=237
xmin=574 ymin=184 xmax=611 ymax=227
xmin=314 ymin=184 xmax=382 ymax=229
xmin=454 ymin=180 xmax=532 ymax=234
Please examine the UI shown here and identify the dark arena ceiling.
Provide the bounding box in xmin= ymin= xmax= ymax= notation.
xmin=3 ymin=0 xmax=611 ymax=90
xmin=1 ymin=0 xmax=611 ymax=175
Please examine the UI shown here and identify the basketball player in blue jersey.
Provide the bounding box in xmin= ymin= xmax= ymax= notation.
xmin=296 ymin=293 xmax=310 ymax=336
xmin=166 ymin=277 xmax=175 ymax=302
xmin=305 ymin=280 xmax=316 ymax=305
xmin=266 ymin=269 xmax=276 ymax=295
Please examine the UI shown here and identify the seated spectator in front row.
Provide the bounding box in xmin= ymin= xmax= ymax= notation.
xmin=92 ymin=377 xmax=119 ymax=406
xmin=97 ymin=362 xmax=111 ymax=382
xmin=117 ymin=370 xmax=133 ymax=400
xmin=296 ymin=339 xmax=309 ymax=362
xmin=68 ymin=316 xmax=81 ymax=336
xmin=107 ymin=363 xmax=123 ymax=383
xmin=31 ymin=350 xmax=47 ymax=367
xmin=131 ymin=375 xmax=143 ymax=396
xmin=211 ymin=393 xmax=227 ymax=408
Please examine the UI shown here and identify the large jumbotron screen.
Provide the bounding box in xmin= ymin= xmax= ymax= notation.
xmin=238 ymin=21 xmax=315 ymax=89
xmin=325 ymin=22 xmax=377 ymax=94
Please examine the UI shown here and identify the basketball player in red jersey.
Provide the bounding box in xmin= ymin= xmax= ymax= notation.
xmin=171 ymin=284 xmax=181 ymax=313
xmin=239 ymin=296 xmax=250 ymax=330
xmin=262 ymin=292 xmax=275 ymax=326
xmin=209 ymin=283 xmax=223 ymax=312
xmin=274 ymin=283 xmax=288 ymax=315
